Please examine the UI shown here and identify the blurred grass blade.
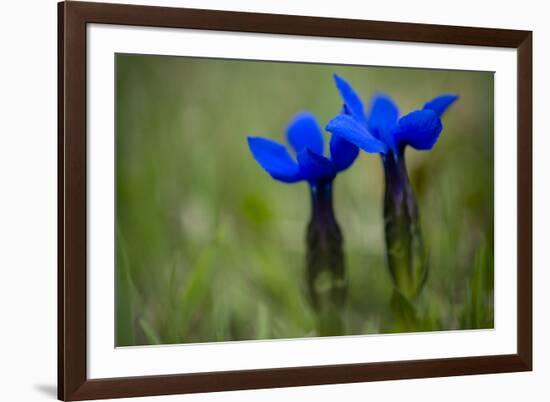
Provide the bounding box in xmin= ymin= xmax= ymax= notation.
xmin=178 ymin=242 xmax=217 ymax=339
xmin=461 ymin=241 xmax=494 ymax=329
xmin=116 ymin=224 xmax=139 ymax=346
xmin=255 ymin=303 xmax=270 ymax=339
xmin=139 ymin=318 xmax=162 ymax=344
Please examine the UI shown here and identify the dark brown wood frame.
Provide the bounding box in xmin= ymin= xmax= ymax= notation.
xmin=58 ymin=1 xmax=532 ymax=400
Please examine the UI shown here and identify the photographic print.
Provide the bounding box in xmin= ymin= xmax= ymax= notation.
xmin=115 ymin=54 xmax=494 ymax=346
xmin=59 ymin=4 xmax=532 ymax=398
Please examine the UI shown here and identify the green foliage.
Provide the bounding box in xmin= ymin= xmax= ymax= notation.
xmin=389 ymin=290 xmax=419 ymax=332
xmin=115 ymin=54 xmax=494 ymax=346
xmin=116 ymin=224 xmax=140 ymax=346
xmin=461 ymin=240 xmax=494 ymax=329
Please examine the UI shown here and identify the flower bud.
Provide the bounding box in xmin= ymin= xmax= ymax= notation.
xmin=382 ymin=151 xmax=428 ymax=301
xmin=306 ymin=181 xmax=347 ymax=335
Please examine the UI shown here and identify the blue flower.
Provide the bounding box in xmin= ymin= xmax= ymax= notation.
xmin=325 ymin=74 xmax=458 ymax=304
xmin=247 ymin=112 xmax=359 ymax=185
xmin=326 ymin=74 xmax=458 ymax=156
xmin=247 ymin=112 xmax=356 ymax=333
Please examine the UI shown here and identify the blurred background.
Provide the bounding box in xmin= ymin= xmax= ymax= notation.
xmin=115 ymin=54 xmax=494 ymax=346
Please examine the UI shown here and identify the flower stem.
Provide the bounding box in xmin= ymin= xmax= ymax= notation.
xmin=306 ymin=181 xmax=346 ymax=335
xmin=389 ymin=288 xmax=420 ymax=332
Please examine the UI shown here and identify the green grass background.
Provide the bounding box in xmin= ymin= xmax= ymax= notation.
xmin=115 ymin=54 xmax=494 ymax=346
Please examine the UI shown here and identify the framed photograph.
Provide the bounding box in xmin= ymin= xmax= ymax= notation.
xmin=58 ymin=1 xmax=532 ymax=400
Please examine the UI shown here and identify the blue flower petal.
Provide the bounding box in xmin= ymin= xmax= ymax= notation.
xmin=326 ymin=114 xmax=387 ymax=154
xmin=341 ymin=103 xmax=351 ymax=115
xmin=297 ymin=148 xmax=336 ymax=182
xmin=367 ymin=94 xmax=399 ymax=146
xmin=423 ymin=94 xmax=459 ymax=117
xmin=333 ymin=74 xmax=367 ymax=125
xmin=286 ymin=112 xmax=324 ymax=155
xmin=247 ymin=136 xmax=303 ymax=183
xmin=330 ymin=134 xmax=359 ymax=172
xmin=395 ymin=109 xmax=443 ymax=150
